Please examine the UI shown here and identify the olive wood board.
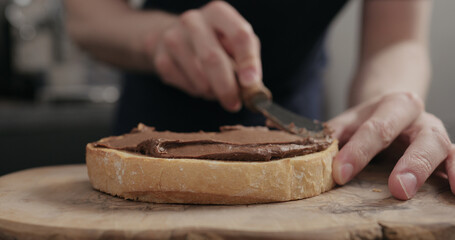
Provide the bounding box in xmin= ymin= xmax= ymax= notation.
xmin=0 ymin=164 xmax=454 ymax=240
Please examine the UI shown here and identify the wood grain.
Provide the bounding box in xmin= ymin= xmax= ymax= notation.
xmin=0 ymin=164 xmax=454 ymax=240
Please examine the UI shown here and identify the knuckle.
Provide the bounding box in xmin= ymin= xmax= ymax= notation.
xmin=232 ymin=24 xmax=254 ymax=45
xmin=162 ymin=29 xmax=180 ymax=48
xmin=405 ymin=92 xmax=425 ymax=110
xmin=154 ymin=53 xmax=171 ymax=74
xmin=425 ymin=113 xmax=444 ymax=127
xmin=357 ymin=145 xmax=369 ymax=162
xmin=193 ymin=61 xmax=206 ymax=81
xmin=200 ymin=49 xmax=223 ymax=66
xmin=365 ymin=118 xmax=396 ymax=147
xmin=420 ymin=113 xmax=451 ymax=151
xmin=205 ymin=1 xmax=230 ymax=12
xmin=430 ymin=126 xmax=451 ymax=151
xmin=351 ymin=143 xmax=370 ymax=167
xmin=383 ymin=91 xmax=425 ymax=111
xmin=180 ymin=9 xmax=201 ymax=26
xmin=408 ymin=150 xmax=433 ymax=174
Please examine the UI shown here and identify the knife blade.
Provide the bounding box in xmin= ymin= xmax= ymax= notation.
xmin=241 ymin=84 xmax=325 ymax=138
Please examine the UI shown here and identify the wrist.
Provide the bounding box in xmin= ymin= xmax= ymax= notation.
xmin=138 ymin=11 xmax=178 ymax=71
xmin=350 ymin=43 xmax=430 ymax=106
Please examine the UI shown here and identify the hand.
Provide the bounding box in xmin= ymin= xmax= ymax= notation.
xmin=147 ymin=1 xmax=262 ymax=112
xmin=328 ymin=92 xmax=454 ymax=200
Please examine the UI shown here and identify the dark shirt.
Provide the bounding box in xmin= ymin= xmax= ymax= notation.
xmin=115 ymin=0 xmax=348 ymax=134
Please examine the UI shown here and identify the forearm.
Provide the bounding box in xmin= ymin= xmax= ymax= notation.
xmin=65 ymin=0 xmax=176 ymax=71
xmin=349 ymin=42 xmax=430 ymax=106
xmin=349 ymin=0 xmax=431 ymax=107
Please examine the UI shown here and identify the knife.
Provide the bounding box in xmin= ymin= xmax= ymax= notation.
xmin=241 ymin=84 xmax=325 ymax=138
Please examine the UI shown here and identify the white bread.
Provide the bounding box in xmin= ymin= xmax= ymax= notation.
xmin=86 ymin=140 xmax=338 ymax=204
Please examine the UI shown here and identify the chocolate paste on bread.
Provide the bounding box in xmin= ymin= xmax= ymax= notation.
xmin=95 ymin=124 xmax=332 ymax=161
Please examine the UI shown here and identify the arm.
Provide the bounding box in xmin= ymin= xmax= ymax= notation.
xmin=65 ymin=0 xmax=176 ymax=71
xmin=349 ymin=0 xmax=431 ymax=105
xmin=65 ymin=0 xmax=263 ymax=111
xmin=329 ymin=0 xmax=455 ymax=199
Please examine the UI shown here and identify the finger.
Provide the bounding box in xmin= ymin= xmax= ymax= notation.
xmin=333 ymin=92 xmax=424 ymax=185
xmin=388 ymin=114 xmax=451 ymax=200
xmin=201 ymin=1 xmax=262 ymax=88
xmin=327 ymin=97 xmax=381 ymax=145
xmin=180 ymin=9 xmax=240 ymax=111
xmin=446 ymin=144 xmax=455 ymax=195
xmin=162 ymin=26 xmax=212 ymax=98
xmin=154 ymin=49 xmax=198 ymax=96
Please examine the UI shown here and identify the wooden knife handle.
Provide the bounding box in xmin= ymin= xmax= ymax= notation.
xmin=241 ymin=84 xmax=272 ymax=112
xmin=229 ymin=57 xmax=272 ymax=112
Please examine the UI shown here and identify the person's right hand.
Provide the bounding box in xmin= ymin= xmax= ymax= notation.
xmin=146 ymin=1 xmax=262 ymax=112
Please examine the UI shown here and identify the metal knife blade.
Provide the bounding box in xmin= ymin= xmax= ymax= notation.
xmin=241 ymin=84 xmax=325 ymax=138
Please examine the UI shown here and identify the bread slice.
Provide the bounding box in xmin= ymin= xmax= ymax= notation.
xmin=86 ymin=140 xmax=338 ymax=205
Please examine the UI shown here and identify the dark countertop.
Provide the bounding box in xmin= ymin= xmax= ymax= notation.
xmin=0 ymin=101 xmax=116 ymax=176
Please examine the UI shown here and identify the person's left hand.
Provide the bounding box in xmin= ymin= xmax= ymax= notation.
xmin=328 ymin=91 xmax=455 ymax=200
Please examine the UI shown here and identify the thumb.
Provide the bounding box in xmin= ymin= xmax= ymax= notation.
xmin=445 ymin=144 xmax=455 ymax=195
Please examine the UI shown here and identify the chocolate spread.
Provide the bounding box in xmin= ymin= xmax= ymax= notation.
xmin=94 ymin=124 xmax=333 ymax=161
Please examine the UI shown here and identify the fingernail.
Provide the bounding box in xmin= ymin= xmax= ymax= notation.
xmin=239 ymin=68 xmax=258 ymax=87
xmin=397 ymin=173 xmax=417 ymax=199
xmin=339 ymin=163 xmax=354 ymax=184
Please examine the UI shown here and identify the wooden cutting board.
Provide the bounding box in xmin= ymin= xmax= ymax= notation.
xmin=0 ymin=164 xmax=454 ymax=240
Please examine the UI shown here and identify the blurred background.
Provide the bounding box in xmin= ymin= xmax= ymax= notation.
xmin=0 ymin=0 xmax=120 ymax=175
xmin=0 ymin=0 xmax=454 ymax=176
xmin=324 ymin=0 xmax=455 ymax=132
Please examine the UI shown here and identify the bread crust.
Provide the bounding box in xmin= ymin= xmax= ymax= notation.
xmin=86 ymin=140 xmax=338 ymax=204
